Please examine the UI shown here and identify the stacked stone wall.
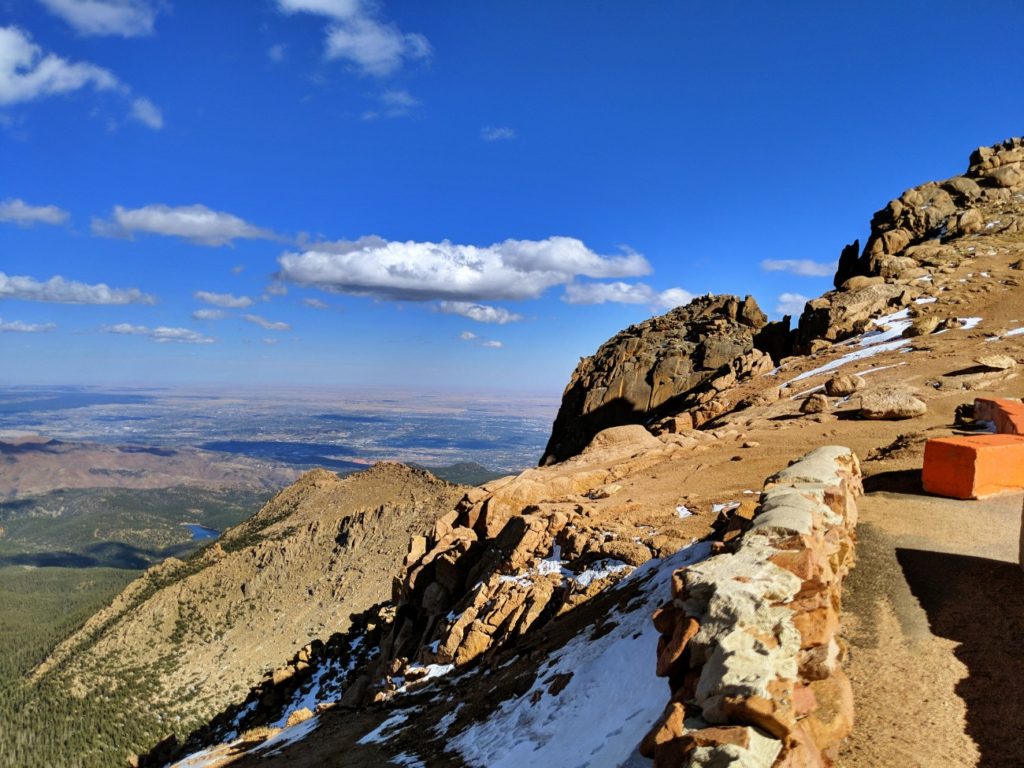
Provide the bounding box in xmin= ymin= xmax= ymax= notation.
xmin=642 ymin=446 xmax=861 ymax=767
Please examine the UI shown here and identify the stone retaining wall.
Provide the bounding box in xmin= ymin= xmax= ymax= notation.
xmin=641 ymin=446 xmax=861 ymax=767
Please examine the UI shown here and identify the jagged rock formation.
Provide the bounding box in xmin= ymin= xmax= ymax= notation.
xmin=801 ymin=136 xmax=1024 ymax=349
xmin=31 ymin=463 xmax=465 ymax=747
xmin=541 ymin=295 xmax=779 ymax=464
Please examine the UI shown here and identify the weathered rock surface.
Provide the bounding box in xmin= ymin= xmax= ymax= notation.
xmin=858 ymin=388 xmax=927 ymax=420
xmin=642 ymin=447 xmax=861 ymax=768
xmin=824 ymin=375 xmax=865 ymax=397
xmin=541 ymin=294 xmax=775 ymax=464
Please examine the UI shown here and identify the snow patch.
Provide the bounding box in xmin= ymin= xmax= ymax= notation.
xmin=358 ymin=710 xmax=415 ymax=745
xmin=255 ymin=715 xmax=321 ymax=757
xmin=449 ymin=542 xmax=712 ymax=768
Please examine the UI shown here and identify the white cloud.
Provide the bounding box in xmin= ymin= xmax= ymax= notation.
xmin=129 ymin=96 xmax=162 ymax=129
xmin=264 ymin=282 xmax=288 ymax=297
xmin=438 ymin=301 xmax=522 ymax=324
xmin=481 ymin=340 xmax=503 ymax=349
xmin=268 ymin=43 xmax=287 ymax=63
xmin=459 ymin=330 xmax=477 ymax=341
xmin=244 ymin=313 xmax=291 ymax=331
xmin=278 ymin=236 xmax=650 ymax=302
xmin=0 ymin=198 xmax=69 ymax=226
xmin=302 ymin=297 xmax=328 ymax=309
xmin=0 ymin=25 xmax=119 ymax=105
xmin=362 ymin=88 xmax=420 ymax=120
xmin=276 ymin=0 xmax=430 ymax=77
xmin=0 ymin=272 xmax=155 ymax=304
xmin=562 ymin=281 xmax=694 ymax=310
xmin=481 ymin=126 xmax=516 ymax=141
xmin=775 ymin=292 xmax=809 ymax=316
xmin=0 ymin=25 xmax=161 ymax=128
xmin=37 ymin=0 xmax=158 ymax=37
xmin=194 ymin=290 xmax=253 ymax=308
xmin=761 ymin=259 xmax=834 ymax=277
xmin=104 ymin=323 xmax=214 ymax=344
xmin=192 ymin=308 xmax=226 ymax=320
xmin=0 ymin=318 xmax=56 ymax=333
xmin=93 ymin=204 xmax=276 ymax=246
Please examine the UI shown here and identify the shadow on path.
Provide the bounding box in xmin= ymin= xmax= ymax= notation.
xmin=897 ymin=548 xmax=1024 ymax=767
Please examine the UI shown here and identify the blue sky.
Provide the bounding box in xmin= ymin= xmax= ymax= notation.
xmin=2 ymin=0 xmax=1023 ymax=392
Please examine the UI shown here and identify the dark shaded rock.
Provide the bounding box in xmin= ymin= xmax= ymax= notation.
xmin=540 ymin=295 xmax=768 ymax=465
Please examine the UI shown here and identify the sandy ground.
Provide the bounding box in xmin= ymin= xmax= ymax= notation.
xmin=839 ymin=476 xmax=1024 ymax=768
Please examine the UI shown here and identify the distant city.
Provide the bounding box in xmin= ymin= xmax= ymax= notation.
xmin=0 ymin=385 xmax=560 ymax=474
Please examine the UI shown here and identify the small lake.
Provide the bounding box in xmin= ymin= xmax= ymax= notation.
xmin=182 ymin=523 xmax=220 ymax=541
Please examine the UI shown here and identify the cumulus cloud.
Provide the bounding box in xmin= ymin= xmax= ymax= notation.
xmin=302 ymin=297 xmax=328 ymax=309
xmin=129 ymin=96 xmax=163 ymax=129
xmin=104 ymin=323 xmax=214 ymax=344
xmin=277 ymin=0 xmax=430 ymax=77
xmin=438 ymin=301 xmax=522 ymax=324
xmin=0 ymin=198 xmax=69 ymax=226
xmin=459 ymin=330 xmax=477 ymax=341
xmin=775 ymin=292 xmax=809 ymax=316
xmin=0 ymin=272 xmax=155 ymax=304
xmin=761 ymin=259 xmax=834 ymax=277
xmin=481 ymin=340 xmax=503 ymax=349
xmin=37 ymin=0 xmax=158 ymax=37
xmin=481 ymin=126 xmax=516 ymax=141
xmin=562 ymin=281 xmax=694 ymax=310
xmin=192 ymin=308 xmax=226 ymax=320
xmin=194 ymin=290 xmax=253 ymax=308
xmin=0 ymin=318 xmax=56 ymax=333
xmin=278 ymin=235 xmax=650 ymax=302
xmin=244 ymin=313 xmax=291 ymax=331
xmin=93 ymin=204 xmax=277 ymax=246
xmin=0 ymin=25 xmax=161 ymax=126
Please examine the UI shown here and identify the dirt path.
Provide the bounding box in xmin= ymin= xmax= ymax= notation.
xmin=839 ymin=473 xmax=1024 ymax=768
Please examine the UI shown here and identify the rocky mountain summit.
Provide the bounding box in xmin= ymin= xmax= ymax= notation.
xmin=32 ymin=136 xmax=1024 ymax=768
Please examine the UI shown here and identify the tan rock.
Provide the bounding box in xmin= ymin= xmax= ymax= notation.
xmin=974 ymin=354 xmax=1016 ymax=370
xmin=823 ymin=374 xmax=865 ymax=397
xmin=800 ymin=394 xmax=830 ymax=414
xmin=285 ymin=707 xmax=314 ymax=727
xmin=858 ymin=388 xmax=927 ymax=419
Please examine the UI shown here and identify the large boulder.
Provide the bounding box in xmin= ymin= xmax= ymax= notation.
xmin=540 ymin=294 xmax=770 ymax=465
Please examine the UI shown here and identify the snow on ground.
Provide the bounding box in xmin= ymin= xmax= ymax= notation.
xmin=358 ymin=710 xmax=416 ymax=745
xmin=255 ymin=715 xmax=321 ymax=757
xmin=785 ymin=308 xmax=985 ymax=387
xmin=449 ymin=541 xmax=713 ymax=768
xmin=391 ymin=753 xmax=426 ymax=768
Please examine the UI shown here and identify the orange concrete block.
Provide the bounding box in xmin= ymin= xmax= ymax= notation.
xmin=922 ymin=435 xmax=1024 ymax=499
xmin=974 ymin=397 xmax=1024 ymax=435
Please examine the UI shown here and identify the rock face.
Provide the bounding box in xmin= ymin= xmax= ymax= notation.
xmin=541 ymin=294 xmax=775 ymax=464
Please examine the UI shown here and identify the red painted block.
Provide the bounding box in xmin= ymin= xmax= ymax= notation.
xmin=974 ymin=397 xmax=1024 ymax=435
xmin=922 ymin=434 xmax=1024 ymax=499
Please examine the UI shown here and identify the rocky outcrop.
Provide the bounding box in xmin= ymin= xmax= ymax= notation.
xmin=541 ymin=294 xmax=777 ymax=465
xmin=369 ymin=425 xmax=705 ymax=698
xmin=799 ymin=137 xmax=1024 ymax=351
xmin=642 ymin=446 xmax=861 ymax=768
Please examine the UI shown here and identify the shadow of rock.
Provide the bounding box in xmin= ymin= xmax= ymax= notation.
xmin=897 ymin=548 xmax=1024 ymax=767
